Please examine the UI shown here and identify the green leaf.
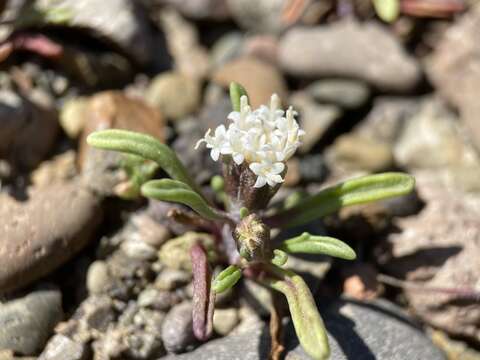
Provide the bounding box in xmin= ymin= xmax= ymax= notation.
xmin=273 ymin=172 xmax=415 ymax=228
xmin=266 ymin=266 xmax=330 ymax=360
xmin=373 ymin=0 xmax=400 ymax=23
xmin=271 ymin=249 xmax=289 ymax=266
xmin=279 ymin=232 xmax=356 ymax=260
xmin=229 ymin=82 xmax=249 ymax=112
xmin=86 ymin=129 xmax=201 ymax=194
xmin=141 ymin=179 xmax=224 ymax=221
xmin=212 ymin=265 xmax=242 ymax=293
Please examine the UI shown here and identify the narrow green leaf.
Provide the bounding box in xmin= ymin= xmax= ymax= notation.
xmin=373 ymin=0 xmax=400 ymax=23
xmin=279 ymin=232 xmax=356 ymax=260
xmin=266 ymin=266 xmax=330 ymax=360
xmin=212 ymin=265 xmax=242 ymax=293
xmin=141 ymin=179 xmax=224 ymax=221
xmin=272 ymin=172 xmax=415 ymax=228
xmin=271 ymin=249 xmax=288 ymax=266
xmin=86 ymin=129 xmax=201 ymax=194
xmin=229 ymin=82 xmax=249 ymax=112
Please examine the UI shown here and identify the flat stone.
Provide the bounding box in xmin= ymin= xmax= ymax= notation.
xmin=162 ymin=302 xmax=196 ymax=353
xmin=279 ymin=21 xmax=421 ymax=91
xmin=167 ymin=299 xmax=444 ymax=360
xmin=0 ymin=182 xmax=102 ymax=293
xmin=211 ymin=57 xmax=288 ymax=108
xmin=306 ymin=79 xmax=371 ymax=109
xmin=38 ymin=334 xmax=86 ymax=360
xmin=0 ymin=287 xmax=63 ymax=356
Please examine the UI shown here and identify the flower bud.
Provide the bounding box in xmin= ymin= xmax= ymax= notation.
xmin=233 ymin=214 xmax=271 ymax=262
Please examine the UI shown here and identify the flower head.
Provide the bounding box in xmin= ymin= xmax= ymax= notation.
xmin=196 ymin=94 xmax=303 ymax=188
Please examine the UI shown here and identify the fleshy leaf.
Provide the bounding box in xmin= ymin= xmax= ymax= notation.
xmin=212 ymin=265 xmax=242 ymax=293
xmin=271 ymin=249 xmax=288 ymax=266
xmin=269 ymin=172 xmax=415 ymax=228
xmin=265 ymin=265 xmax=330 ymax=360
xmin=142 ymin=179 xmax=225 ymax=221
xmin=86 ymin=129 xmax=201 ymax=194
xmin=229 ymin=82 xmax=249 ymax=112
xmin=191 ymin=243 xmax=215 ymax=341
xmin=373 ymin=0 xmax=400 ymax=23
xmin=279 ymin=232 xmax=356 ymax=260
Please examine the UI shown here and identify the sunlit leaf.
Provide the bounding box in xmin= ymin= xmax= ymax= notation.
xmin=142 ymin=179 xmax=225 ymax=221
xmin=269 ymin=172 xmax=415 ymax=228
xmin=87 ymin=129 xmax=201 ymax=194
xmin=280 ymin=232 xmax=356 ymax=260
xmin=373 ymin=0 xmax=400 ymax=23
xmin=229 ymin=82 xmax=249 ymax=112
xmin=266 ymin=265 xmax=330 ymax=360
xmin=212 ymin=265 xmax=242 ymax=293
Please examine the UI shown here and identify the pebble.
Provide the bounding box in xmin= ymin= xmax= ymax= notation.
xmin=0 ymin=182 xmax=102 ymax=293
xmin=279 ymin=21 xmax=421 ymax=91
xmin=306 ymin=79 xmax=371 ymax=109
xmin=158 ymin=232 xmax=216 ymax=271
xmin=59 ymin=97 xmax=89 ymax=139
xmin=155 ymin=269 xmax=192 ymax=291
xmin=211 ymin=57 xmax=288 ymax=108
xmin=0 ymin=286 xmax=63 ymax=356
xmin=213 ymin=308 xmax=240 ymax=336
xmin=328 ymin=134 xmax=395 ymax=172
xmin=138 ymin=287 xmax=181 ymax=311
xmin=210 ymin=32 xmax=244 ymax=68
xmin=86 ymin=261 xmax=112 ymax=295
xmin=38 ymin=334 xmax=86 ymax=360
xmin=162 ymin=302 xmax=196 ymax=353
xmin=290 ymin=92 xmax=342 ymax=153
xmin=146 ymin=72 xmax=201 ymax=121
xmin=0 ymin=90 xmax=58 ymax=170
xmin=131 ymin=213 xmax=171 ymax=249
xmin=121 ymin=239 xmax=158 ymax=261
xmin=30 ymin=151 xmax=77 ymax=188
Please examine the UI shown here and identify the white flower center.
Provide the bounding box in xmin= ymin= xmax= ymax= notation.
xmin=195 ymin=94 xmax=304 ymax=188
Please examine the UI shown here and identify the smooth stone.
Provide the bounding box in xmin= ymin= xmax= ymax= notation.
xmin=211 ymin=32 xmax=244 ymax=68
xmin=328 ymin=134 xmax=395 ymax=172
xmin=0 ymin=89 xmax=58 ymax=170
xmin=279 ymin=21 xmax=421 ymax=91
xmin=306 ymin=79 xmax=371 ymax=109
xmin=0 ymin=287 xmax=63 ymax=356
xmin=59 ymin=97 xmax=89 ymax=139
xmin=31 ymin=0 xmax=153 ymax=64
xmin=154 ymin=0 xmax=229 ymax=20
xmin=211 ymin=57 xmax=288 ymax=108
xmin=167 ymin=299 xmax=444 ymax=360
xmin=0 ymin=182 xmax=102 ymax=293
xmin=146 ymin=72 xmax=201 ymax=121
xmin=38 ymin=334 xmax=86 ymax=360
xmin=138 ymin=287 xmax=181 ymax=311
xmin=155 ymin=269 xmax=192 ymax=291
xmin=213 ymin=308 xmax=240 ymax=336
xmin=162 ymin=302 xmax=196 ymax=353
xmin=30 ymin=151 xmax=77 ymax=188
xmin=121 ymin=239 xmax=158 ymax=261
xmin=427 ymin=5 xmax=480 ymax=150
xmin=290 ymin=92 xmax=342 ymax=153
xmin=86 ymin=261 xmax=112 ymax=295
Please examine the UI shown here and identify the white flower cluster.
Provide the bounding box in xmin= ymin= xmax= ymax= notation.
xmin=195 ymin=94 xmax=304 ymax=188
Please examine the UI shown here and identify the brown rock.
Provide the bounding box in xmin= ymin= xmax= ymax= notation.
xmin=378 ymin=170 xmax=480 ymax=341
xmin=0 ymin=182 xmax=102 ymax=293
xmin=211 ymin=57 xmax=287 ymax=108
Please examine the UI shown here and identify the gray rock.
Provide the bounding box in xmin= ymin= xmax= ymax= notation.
xmin=86 ymin=261 xmax=112 ymax=295
xmin=138 ymin=287 xmax=181 ymax=311
xmin=227 ymin=0 xmax=289 ymax=33
xmin=307 ymin=79 xmax=371 ymax=109
xmin=155 ymin=0 xmax=229 ymax=20
xmin=162 ymin=302 xmax=196 ymax=353
xmin=427 ymin=5 xmax=480 ymax=150
xmin=279 ymin=21 xmax=421 ymax=91
xmin=0 ymin=182 xmax=102 ymax=293
xmin=39 ymin=334 xmax=87 ymax=360
xmin=155 ymin=269 xmax=192 ymax=291
xmin=121 ymin=239 xmax=158 ymax=261
xmin=0 ymin=90 xmax=58 ymax=170
xmin=32 ymin=0 xmax=153 ymax=64
xmin=0 ymin=287 xmax=63 ymax=356
xmin=290 ymin=92 xmax=342 ymax=153
xmin=167 ymin=299 xmax=444 ymax=360
xmin=298 ymin=154 xmax=329 ymax=183
xmin=211 ymin=32 xmax=244 ymax=68
xmin=80 ymin=295 xmax=116 ymax=333
xmin=378 ymin=170 xmax=480 ymax=342
xmin=146 ymin=72 xmax=201 ymax=121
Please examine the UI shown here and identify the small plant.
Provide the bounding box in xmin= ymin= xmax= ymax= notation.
xmin=87 ymin=83 xmax=414 ymax=360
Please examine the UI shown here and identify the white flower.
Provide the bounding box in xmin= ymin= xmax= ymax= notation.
xmin=196 ymin=94 xmax=303 ymax=187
